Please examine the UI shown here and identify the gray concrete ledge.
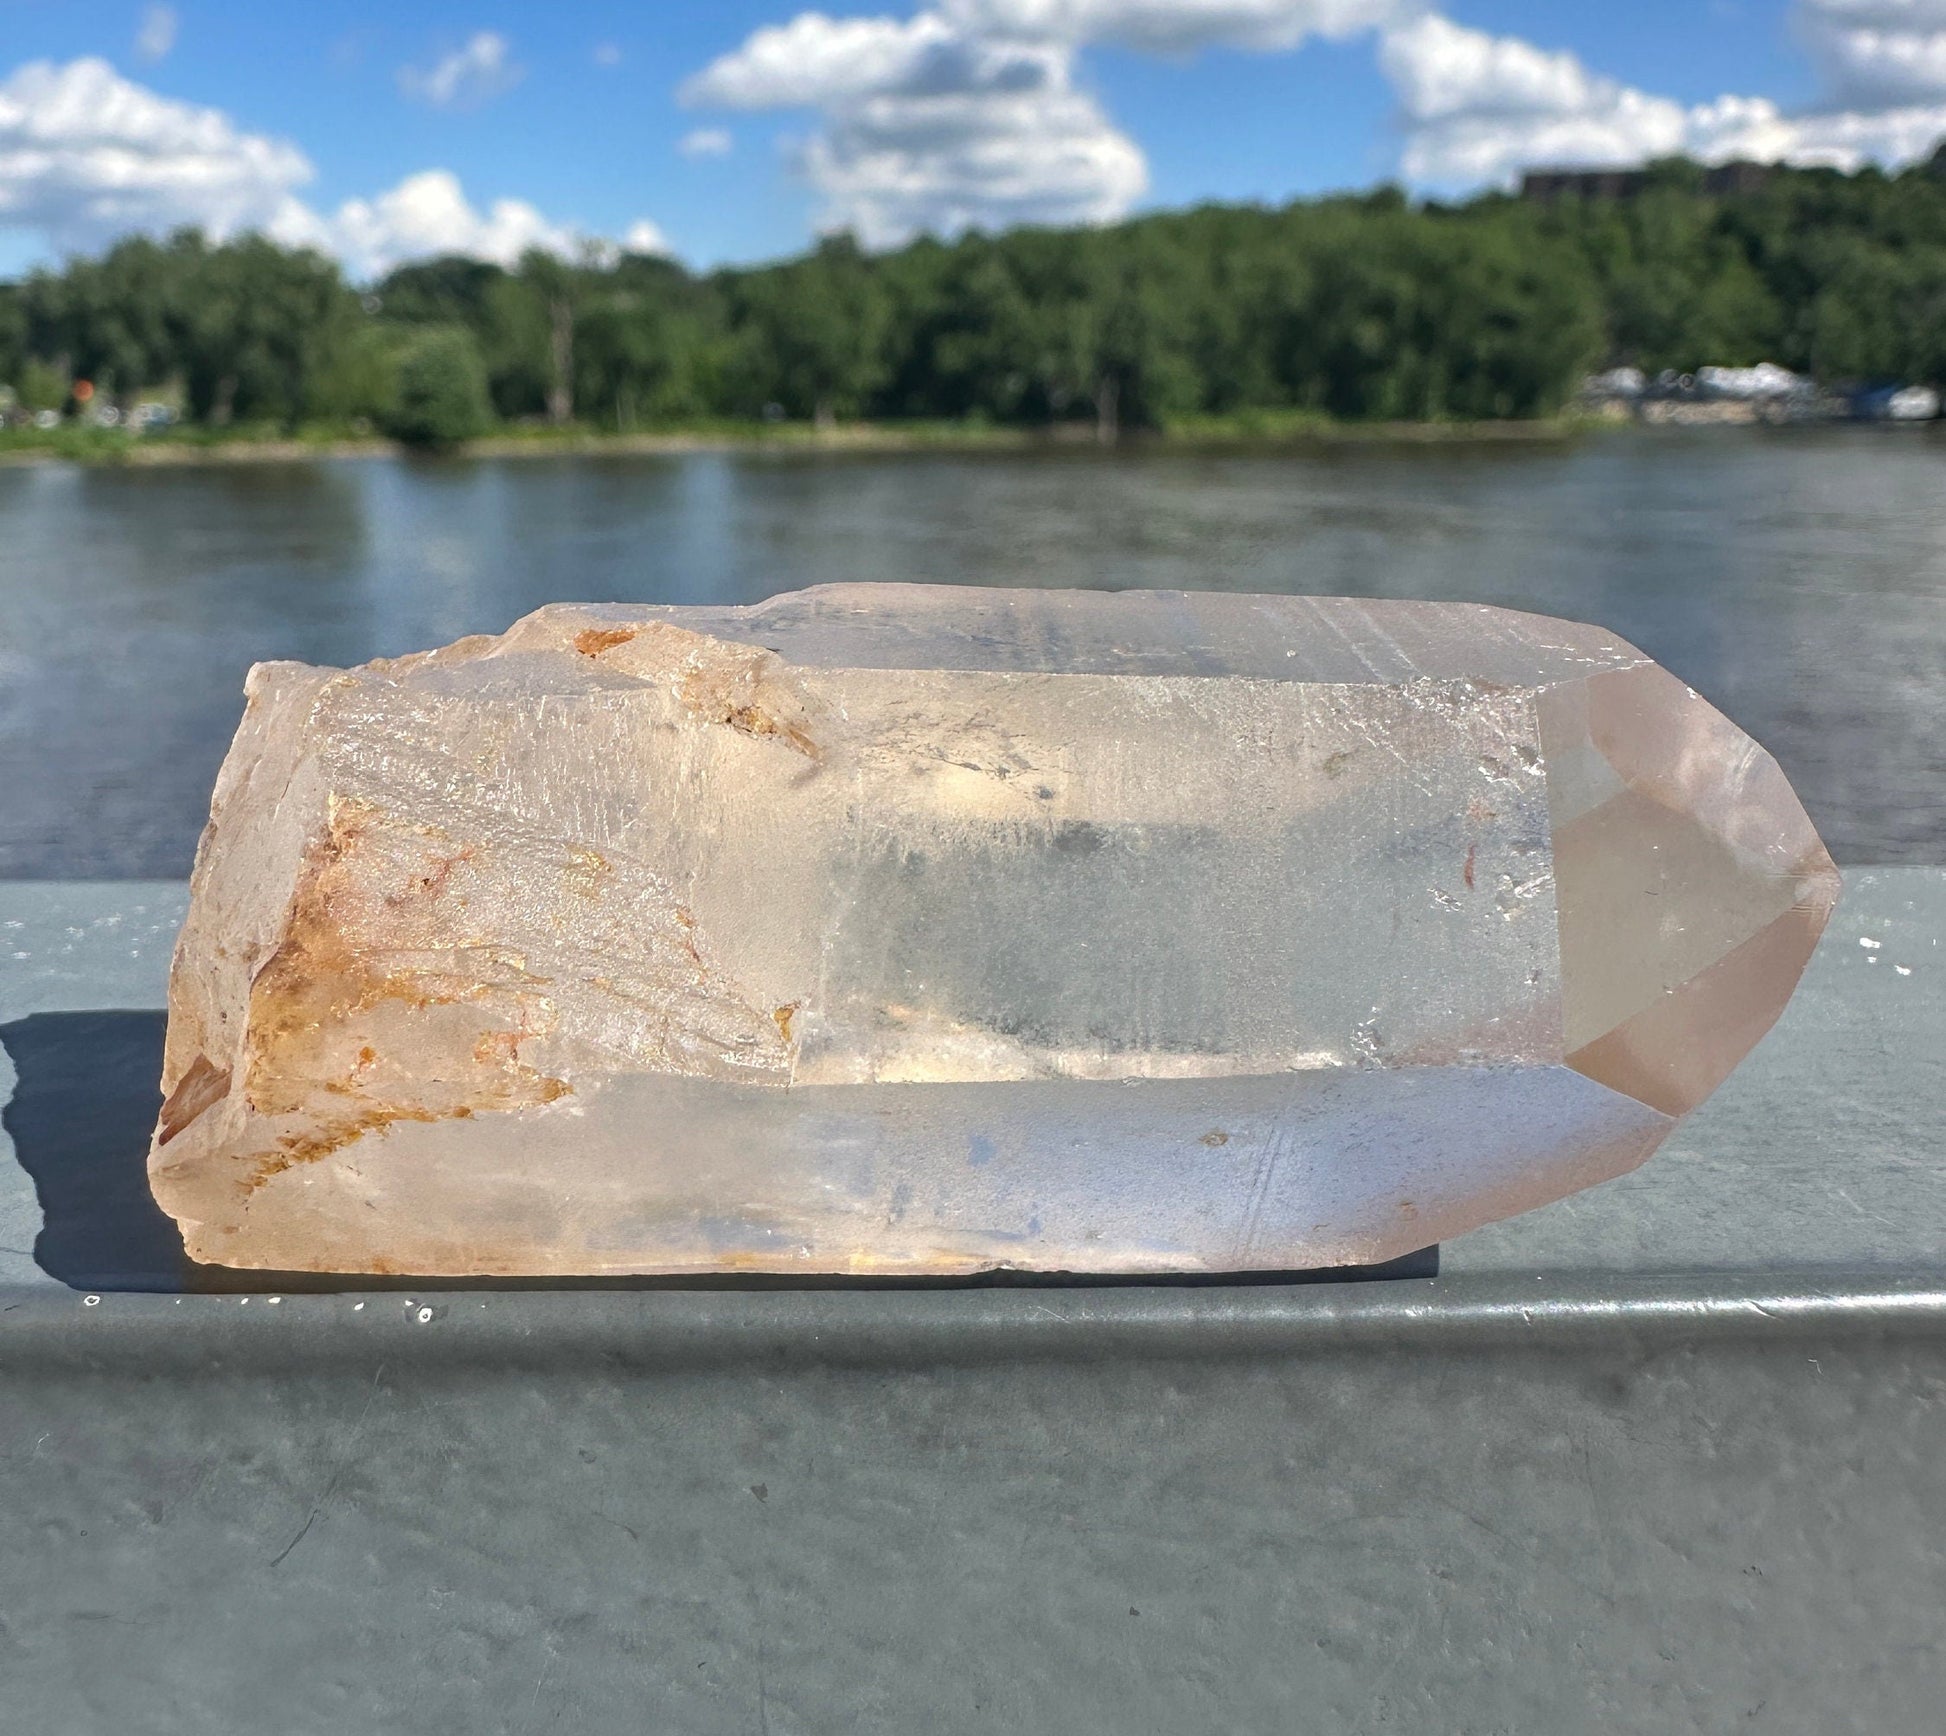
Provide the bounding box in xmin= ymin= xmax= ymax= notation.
xmin=7 ymin=1268 xmax=1946 ymax=1371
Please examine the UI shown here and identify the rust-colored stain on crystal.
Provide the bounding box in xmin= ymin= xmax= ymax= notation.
xmin=573 ymin=624 xmax=639 ymax=657
xmin=157 ymin=1053 xmax=231 ymax=1145
xmin=234 ymin=802 xmax=572 ymax=1196
xmin=1463 ymin=843 xmax=1477 ymax=891
xmin=564 ymin=846 xmax=612 ymax=897
xmin=678 ymin=669 xmax=821 ymax=759
xmin=730 ymin=703 xmax=820 ymax=758
xmin=673 ymin=904 xmax=704 ymax=968
xmin=772 ymin=1002 xmax=799 ymax=1044
xmin=584 ymin=618 xmax=825 ymax=760
xmin=247 ymin=1105 xmax=440 ymax=1193
xmin=243 ymin=1078 xmax=571 ymax=1197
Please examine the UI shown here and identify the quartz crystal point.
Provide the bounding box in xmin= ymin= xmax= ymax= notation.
xmin=149 ymin=585 xmax=1839 ymax=1276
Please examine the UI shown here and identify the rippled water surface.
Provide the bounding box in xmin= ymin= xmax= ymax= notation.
xmin=1 ymin=427 xmax=1940 ymax=875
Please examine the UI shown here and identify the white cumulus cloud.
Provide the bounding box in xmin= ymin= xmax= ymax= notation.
xmin=1819 ymin=30 xmax=1946 ymax=100
xmin=683 ymin=9 xmax=1146 ymax=245
xmin=679 ymin=1 xmax=1423 ymax=247
xmin=684 ymin=13 xmax=961 ymax=108
xmin=398 ymin=32 xmax=523 ymax=110
xmin=1797 ymin=0 xmax=1946 ymax=103
xmin=1700 ymin=92 xmax=1946 ymax=165
xmin=1382 ymin=12 xmax=1946 ymax=186
xmin=680 ymin=2 xmax=1946 ymax=245
xmin=679 ymin=127 xmax=735 ymax=158
xmin=135 ymin=5 xmax=180 ymax=64
xmin=0 ymin=57 xmax=312 ymax=254
xmin=282 ymin=169 xmax=582 ymax=278
xmin=0 ymin=59 xmax=666 ymax=279
xmin=800 ymin=78 xmax=1147 ymax=244
xmin=941 ymin=0 xmax=1409 ymax=53
xmin=1381 ymin=16 xmax=1688 ymax=182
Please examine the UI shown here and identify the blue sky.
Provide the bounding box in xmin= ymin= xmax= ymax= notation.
xmin=2 ymin=0 xmax=1941 ymax=278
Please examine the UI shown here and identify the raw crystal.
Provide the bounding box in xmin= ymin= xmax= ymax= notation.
xmin=148 ymin=585 xmax=1839 ymax=1276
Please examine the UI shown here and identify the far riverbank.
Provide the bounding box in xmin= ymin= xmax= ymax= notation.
xmin=0 ymin=413 xmax=1592 ymax=468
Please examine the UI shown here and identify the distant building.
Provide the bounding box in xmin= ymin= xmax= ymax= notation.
xmin=1521 ymin=168 xmax=1646 ymax=203
xmin=1520 ymin=161 xmax=1778 ymax=202
xmin=1701 ymin=161 xmax=1778 ymax=197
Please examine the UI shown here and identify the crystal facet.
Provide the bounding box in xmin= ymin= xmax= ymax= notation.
xmin=148 ymin=586 xmax=1839 ymax=1275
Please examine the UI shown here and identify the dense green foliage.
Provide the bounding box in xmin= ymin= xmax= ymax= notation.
xmin=381 ymin=326 xmax=493 ymax=448
xmin=0 ymin=231 xmax=358 ymax=424
xmin=5 ymin=157 xmax=1946 ymax=439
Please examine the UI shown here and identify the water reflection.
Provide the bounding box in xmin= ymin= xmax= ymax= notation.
xmin=0 ymin=426 xmax=1938 ymax=875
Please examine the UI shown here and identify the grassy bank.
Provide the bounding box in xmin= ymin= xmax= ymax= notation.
xmin=0 ymin=413 xmax=1589 ymax=467
xmin=0 ymin=420 xmax=386 ymax=465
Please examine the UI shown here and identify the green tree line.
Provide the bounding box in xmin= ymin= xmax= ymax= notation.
xmin=6 ymin=156 xmax=1946 ymax=442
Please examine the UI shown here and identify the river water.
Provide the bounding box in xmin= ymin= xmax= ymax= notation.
xmin=1 ymin=426 xmax=1940 ymax=876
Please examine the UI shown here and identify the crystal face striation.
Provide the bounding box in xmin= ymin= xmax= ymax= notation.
xmin=149 ymin=586 xmax=1840 ymax=1276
